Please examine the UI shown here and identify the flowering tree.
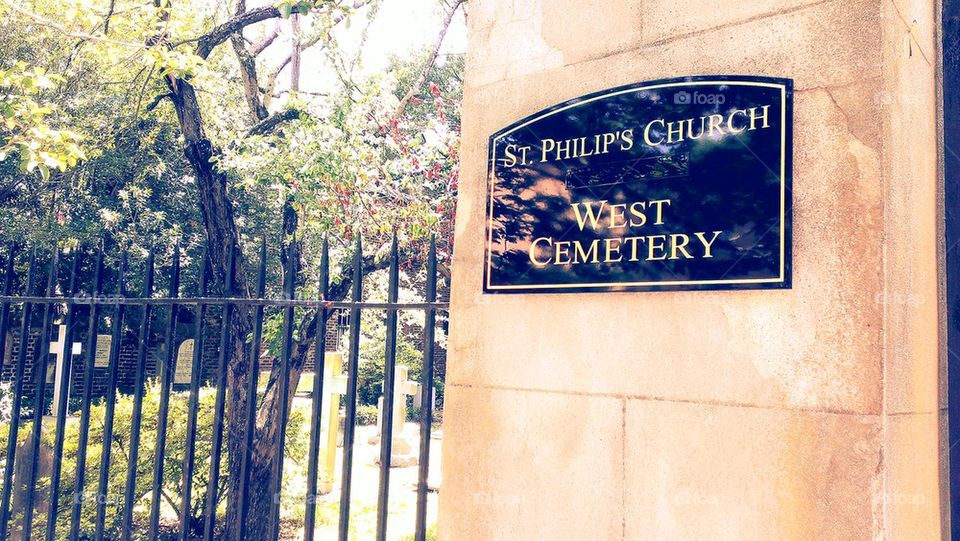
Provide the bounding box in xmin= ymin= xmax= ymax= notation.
xmin=0 ymin=0 xmax=463 ymax=538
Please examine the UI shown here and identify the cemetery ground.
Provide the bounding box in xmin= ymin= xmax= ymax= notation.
xmin=0 ymin=375 xmax=442 ymax=540
xmin=283 ymin=406 xmax=442 ymax=541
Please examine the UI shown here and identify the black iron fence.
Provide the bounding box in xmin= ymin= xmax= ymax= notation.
xmin=0 ymin=234 xmax=447 ymax=540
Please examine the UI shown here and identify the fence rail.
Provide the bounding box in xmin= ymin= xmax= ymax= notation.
xmin=0 ymin=234 xmax=448 ymax=541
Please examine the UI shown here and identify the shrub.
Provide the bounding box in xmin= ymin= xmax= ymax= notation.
xmin=356 ymin=404 xmax=378 ymax=426
xmin=11 ymin=379 xmax=308 ymax=539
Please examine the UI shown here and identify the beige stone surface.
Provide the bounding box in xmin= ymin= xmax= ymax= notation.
xmin=638 ymin=0 xmax=830 ymax=46
xmin=442 ymin=0 xmax=945 ymax=538
xmin=623 ymin=400 xmax=881 ymax=540
xmin=469 ymin=0 xmax=643 ymax=70
xmin=879 ymin=0 xmax=940 ymax=416
xmin=436 ymin=385 xmax=624 ymax=540
xmin=465 ymin=0 xmax=882 ymax=92
xmin=883 ymin=413 xmax=943 ymax=538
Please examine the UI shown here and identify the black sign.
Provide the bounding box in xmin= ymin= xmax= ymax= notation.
xmin=484 ymin=75 xmax=793 ymax=294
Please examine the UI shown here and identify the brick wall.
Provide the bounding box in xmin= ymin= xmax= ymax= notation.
xmin=0 ymin=316 xmax=223 ymax=409
xmin=0 ymin=291 xmax=448 ymax=410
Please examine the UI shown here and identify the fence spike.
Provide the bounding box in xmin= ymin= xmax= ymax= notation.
xmin=45 ymin=250 xmax=82 ymax=541
xmin=415 ymin=235 xmax=439 ymax=541
xmin=271 ymin=237 xmax=298 ymax=540
xmin=203 ymin=244 xmax=235 ymax=541
xmin=70 ymin=244 xmax=105 ymax=541
xmin=179 ymin=250 xmax=209 ymax=541
xmin=149 ymin=243 xmax=181 ymax=540
xmin=238 ymin=238 xmax=268 ymax=540
xmin=0 ymin=248 xmax=32 ymax=541
xmin=304 ymin=237 xmax=330 ymax=541
xmin=95 ymin=251 xmax=128 ymax=541
xmin=0 ymin=242 xmax=16 ymax=393
xmin=375 ymin=233 xmax=401 ymax=541
xmin=22 ymin=249 xmax=61 ymax=541
xmin=0 ymin=244 xmax=12 ymax=523
xmin=338 ymin=236 xmax=364 ymax=541
xmin=121 ymin=248 xmax=156 ymax=540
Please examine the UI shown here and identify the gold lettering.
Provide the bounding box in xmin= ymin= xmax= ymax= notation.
xmin=667 ymin=121 xmax=684 ymax=143
xmin=578 ymin=137 xmax=594 ymax=158
xmin=608 ymin=204 xmax=628 ymax=229
xmin=644 ymin=120 xmax=665 ymax=146
xmin=628 ymin=202 xmax=647 ymax=227
xmin=648 ymin=235 xmax=667 ymax=260
xmin=685 ymin=117 xmax=705 ymax=140
xmin=503 ymin=144 xmax=518 ymax=167
xmin=601 ymin=132 xmax=617 ymax=154
xmin=727 ymin=110 xmax=746 ymax=134
xmin=749 ymin=105 xmax=770 ymax=130
xmin=707 ymin=114 xmax=725 ymax=137
xmin=570 ymin=201 xmax=607 ymax=231
xmin=648 ymin=199 xmax=671 ymax=225
xmin=624 ymin=236 xmax=645 ymax=261
xmin=554 ymin=241 xmax=572 ymax=265
xmin=529 ymin=237 xmax=552 ymax=266
xmin=518 ymin=145 xmax=532 ymax=164
xmin=604 ymin=238 xmax=623 ymax=263
xmin=694 ymin=231 xmax=722 ymax=258
xmin=540 ymin=138 xmax=556 ymax=162
xmin=621 ymin=129 xmax=634 ymax=150
xmin=669 ymin=234 xmax=693 ymax=259
xmin=574 ymin=239 xmax=600 ymax=264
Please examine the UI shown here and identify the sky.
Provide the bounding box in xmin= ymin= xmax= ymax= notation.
xmin=262 ymin=0 xmax=468 ymax=96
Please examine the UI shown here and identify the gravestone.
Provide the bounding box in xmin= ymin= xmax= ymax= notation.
xmin=2 ymin=331 xmax=11 ymax=367
xmin=94 ymin=334 xmax=111 ymax=368
xmin=317 ymin=352 xmax=346 ymax=494
xmin=48 ymin=324 xmax=82 ymax=415
xmin=175 ymin=339 xmax=194 ymax=385
xmin=369 ymin=365 xmax=420 ymax=467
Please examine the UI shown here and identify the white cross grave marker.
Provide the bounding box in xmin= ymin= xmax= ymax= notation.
xmin=372 ymin=365 xmax=420 ymax=467
xmin=49 ymin=324 xmax=82 ymax=416
xmin=318 ymin=352 xmax=346 ymax=493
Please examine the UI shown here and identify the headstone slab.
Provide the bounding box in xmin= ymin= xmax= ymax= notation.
xmin=94 ymin=335 xmax=112 ymax=368
xmin=485 ymin=75 xmax=793 ymax=294
xmin=175 ymin=339 xmax=194 ymax=385
xmin=3 ymin=331 xmax=11 ymax=367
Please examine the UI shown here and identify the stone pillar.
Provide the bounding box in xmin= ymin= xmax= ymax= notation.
xmin=440 ymin=1 xmax=942 ymax=539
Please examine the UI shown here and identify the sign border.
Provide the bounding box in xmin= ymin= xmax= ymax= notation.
xmin=483 ymin=74 xmax=794 ymax=294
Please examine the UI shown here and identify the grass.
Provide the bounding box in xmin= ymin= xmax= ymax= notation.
xmin=399 ymin=523 xmax=438 ymax=541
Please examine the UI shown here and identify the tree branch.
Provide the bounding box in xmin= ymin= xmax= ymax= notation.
xmin=194 ymin=6 xmax=281 ymax=59
xmin=250 ymin=21 xmax=281 ymax=56
xmin=393 ymin=0 xmax=463 ymax=119
xmin=1 ymin=0 xmax=145 ymax=49
xmin=229 ymin=0 xmax=270 ymax=121
xmin=145 ymin=92 xmax=173 ymax=111
xmin=247 ymin=109 xmax=306 ymax=136
xmin=290 ymin=14 xmax=302 ymax=92
xmin=103 ymin=0 xmax=116 ymax=34
xmin=263 ymin=1 xmax=369 ymax=97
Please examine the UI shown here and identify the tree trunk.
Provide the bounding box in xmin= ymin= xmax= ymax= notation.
xmin=165 ymin=75 xmax=278 ymax=541
xmin=167 ymin=72 xmax=336 ymax=541
xmin=155 ymin=1 xmax=432 ymax=534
